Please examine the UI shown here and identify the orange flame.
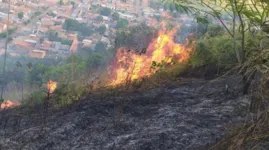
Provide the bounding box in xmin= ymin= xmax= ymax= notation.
xmin=0 ymin=100 xmax=20 ymax=109
xmin=47 ymin=80 xmax=57 ymax=94
xmin=109 ymin=28 xmax=193 ymax=86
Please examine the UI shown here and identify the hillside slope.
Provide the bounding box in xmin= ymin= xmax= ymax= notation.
xmin=0 ymin=76 xmax=249 ymax=150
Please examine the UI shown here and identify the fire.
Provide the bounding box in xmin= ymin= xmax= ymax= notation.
xmin=0 ymin=100 xmax=20 ymax=109
xmin=109 ymin=28 xmax=193 ymax=86
xmin=47 ymin=80 xmax=57 ymax=94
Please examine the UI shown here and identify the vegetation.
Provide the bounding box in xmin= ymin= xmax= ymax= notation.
xmin=63 ymin=19 xmax=94 ymax=36
xmin=99 ymin=7 xmax=112 ymax=16
xmin=0 ymin=28 xmax=16 ymax=39
xmin=164 ymin=0 xmax=269 ymax=148
xmin=71 ymin=1 xmax=75 ymax=9
xmin=47 ymin=30 xmax=72 ymax=45
xmin=47 ymin=12 xmax=56 ymax=17
xmin=115 ymin=23 xmax=155 ymax=50
xmin=112 ymin=12 xmax=120 ymax=21
xmin=116 ymin=19 xmax=129 ymax=29
xmin=34 ymin=11 xmax=41 ymax=16
xmin=1 ymin=1 xmax=269 ymax=148
xmin=96 ymin=15 xmax=104 ymax=22
xmin=17 ymin=12 xmax=24 ymax=19
xmin=95 ymin=42 xmax=106 ymax=51
xmin=96 ymin=25 xmax=106 ymax=35
xmin=23 ymin=20 xmax=30 ymax=25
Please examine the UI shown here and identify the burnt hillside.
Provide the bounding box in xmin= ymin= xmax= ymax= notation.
xmin=0 ymin=76 xmax=249 ymax=150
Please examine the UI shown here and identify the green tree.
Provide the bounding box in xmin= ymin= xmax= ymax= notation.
xmin=99 ymin=7 xmax=112 ymax=16
xmin=112 ymin=12 xmax=120 ymax=21
xmin=95 ymin=42 xmax=106 ymax=51
xmin=97 ymin=25 xmax=106 ymax=35
xmin=96 ymin=15 xmax=104 ymax=22
xmin=88 ymin=54 xmax=104 ymax=69
xmin=63 ymin=19 xmax=93 ymax=36
xmin=116 ymin=19 xmax=129 ymax=29
xmin=153 ymin=15 xmax=161 ymax=22
xmin=18 ymin=12 xmax=24 ymax=19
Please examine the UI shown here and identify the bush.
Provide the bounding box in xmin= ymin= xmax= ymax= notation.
xmin=189 ymin=35 xmax=237 ymax=69
xmin=96 ymin=25 xmax=106 ymax=35
xmin=112 ymin=12 xmax=120 ymax=21
xmin=95 ymin=42 xmax=106 ymax=51
xmin=116 ymin=19 xmax=129 ymax=29
xmin=23 ymin=90 xmax=46 ymax=106
xmin=99 ymin=7 xmax=112 ymax=16
xmin=63 ymin=19 xmax=94 ymax=36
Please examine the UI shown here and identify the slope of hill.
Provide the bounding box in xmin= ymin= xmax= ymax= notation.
xmin=0 ymin=76 xmax=249 ymax=150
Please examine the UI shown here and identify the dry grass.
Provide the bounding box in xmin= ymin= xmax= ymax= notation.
xmin=211 ymin=111 xmax=269 ymax=150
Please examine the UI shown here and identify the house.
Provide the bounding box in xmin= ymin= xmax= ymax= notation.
xmin=10 ymin=38 xmax=34 ymax=52
xmin=90 ymin=34 xmax=101 ymax=43
xmin=40 ymin=40 xmax=52 ymax=51
xmin=37 ymin=26 xmax=49 ymax=35
xmin=41 ymin=18 xmax=55 ymax=27
xmin=60 ymin=44 xmax=70 ymax=51
xmin=0 ymin=23 xmax=7 ymax=33
xmin=102 ymin=16 xmax=111 ymax=22
xmin=9 ymin=52 xmax=20 ymax=57
xmin=67 ymin=33 xmax=77 ymax=41
xmin=19 ymin=7 xmax=32 ymax=18
xmin=49 ymin=25 xmax=62 ymax=31
xmin=101 ymin=36 xmax=110 ymax=45
xmin=82 ymin=39 xmax=92 ymax=47
xmin=24 ymin=39 xmax=37 ymax=45
xmin=118 ymin=12 xmax=136 ymax=21
xmin=28 ymin=50 xmax=46 ymax=59
xmin=51 ymin=41 xmax=61 ymax=52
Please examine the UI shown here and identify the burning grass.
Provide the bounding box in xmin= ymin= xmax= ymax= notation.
xmin=0 ymin=100 xmax=20 ymax=109
xmin=108 ymin=27 xmax=194 ymax=86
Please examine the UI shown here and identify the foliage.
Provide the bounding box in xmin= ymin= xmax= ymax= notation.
xmin=149 ymin=1 xmax=163 ymax=10
xmin=115 ymin=23 xmax=155 ymax=50
xmin=99 ymin=7 xmax=112 ymax=16
xmin=190 ymin=35 xmax=237 ymax=69
xmin=34 ymin=11 xmax=41 ymax=16
xmin=47 ymin=12 xmax=56 ymax=17
xmin=0 ymin=28 xmax=16 ymax=39
xmin=96 ymin=15 xmax=103 ymax=22
xmin=71 ymin=1 xmax=75 ymax=8
xmin=95 ymin=42 xmax=106 ymax=51
xmin=23 ymin=20 xmax=30 ymax=25
xmin=88 ymin=53 xmax=104 ymax=69
xmin=23 ymin=90 xmax=46 ymax=106
xmin=18 ymin=12 xmax=24 ymax=19
xmin=96 ymin=25 xmax=106 ymax=35
xmin=116 ymin=19 xmax=129 ymax=29
xmin=63 ymin=19 xmax=94 ymax=36
xmin=47 ymin=30 xmax=72 ymax=45
xmin=112 ymin=12 xmax=120 ymax=21
xmin=153 ymin=15 xmax=162 ymax=22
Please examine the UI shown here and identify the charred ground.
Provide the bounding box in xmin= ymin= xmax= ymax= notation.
xmin=0 ymin=76 xmax=249 ymax=150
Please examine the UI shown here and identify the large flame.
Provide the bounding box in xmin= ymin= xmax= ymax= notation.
xmin=47 ymin=80 xmax=57 ymax=94
xmin=109 ymin=28 xmax=193 ymax=86
xmin=0 ymin=100 xmax=20 ymax=109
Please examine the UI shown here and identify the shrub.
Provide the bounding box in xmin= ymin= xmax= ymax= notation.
xmin=190 ymin=35 xmax=237 ymax=69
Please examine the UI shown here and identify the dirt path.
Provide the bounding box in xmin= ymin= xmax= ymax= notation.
xmin=0 ymin=76 xmax=249 ymax=150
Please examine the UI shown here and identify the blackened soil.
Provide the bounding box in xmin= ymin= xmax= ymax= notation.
xmin=0 ymin=76 xmax=249 ymax=150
